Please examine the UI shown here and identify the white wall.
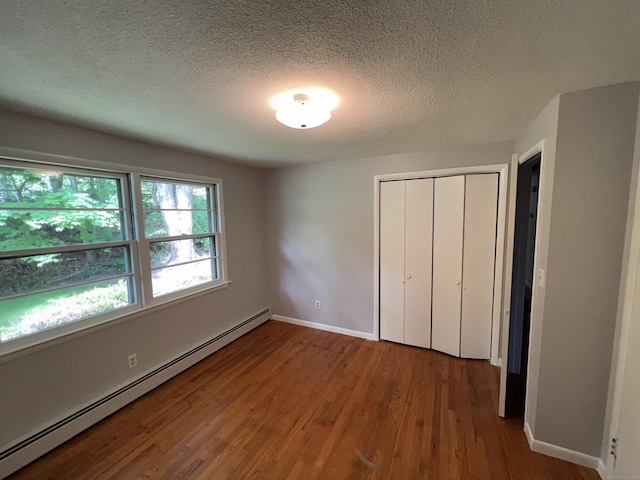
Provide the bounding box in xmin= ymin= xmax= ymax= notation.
xmin=266 ymin=142 xmax=514 ymax=335
xmin=0 ymin=110 xmax=269 ymax=450
xmin=515 ymin=82 xmax=640 ymax=458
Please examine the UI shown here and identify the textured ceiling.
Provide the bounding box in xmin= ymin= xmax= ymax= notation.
xmin=1 ymin=1 xmax=639 ymax=167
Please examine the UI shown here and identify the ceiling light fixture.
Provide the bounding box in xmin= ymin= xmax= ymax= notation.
xmin=275 ymin=93 xmax=331 ymax=129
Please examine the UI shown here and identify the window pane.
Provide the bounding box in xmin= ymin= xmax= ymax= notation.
xmin=151 ymin=260 xmax=215 ymax=297
xmin=149 ymin=237 xmax=212 ymax=267
xmin=0 ymin=246 xmax=132 ymax=298
xmin=0 ymin=166 xmax=123 ymax=208
xmin=0 ymin=166 xmax=125 ymax=251
xmin=141 ymin=179 xmax=214 ymax=238
xmin=0 ymin=209 xmax=125 ymax=252
xmin=143 ymin=209 xmax=213 ymax=238
xmin=0 ymin=278 xmax=133 ymax=342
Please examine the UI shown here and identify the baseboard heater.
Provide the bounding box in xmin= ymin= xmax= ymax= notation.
xmin=0 ymin=308 xmax=271 ymax=479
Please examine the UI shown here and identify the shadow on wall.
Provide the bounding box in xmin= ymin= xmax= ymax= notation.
xmin=278 ymin=223 xmax=331 ymax=320
xmin=269 ymin=167 xmax=373 ymax=332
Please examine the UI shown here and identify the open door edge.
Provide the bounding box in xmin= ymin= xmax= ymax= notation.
xmin=498 ymin=153 xmax=519 ymax=417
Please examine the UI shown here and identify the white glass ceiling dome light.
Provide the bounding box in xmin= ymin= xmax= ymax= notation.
xmin=275 ymin=93 xmax=333 ymax=129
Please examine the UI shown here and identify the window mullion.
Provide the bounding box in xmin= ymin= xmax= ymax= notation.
xmin=215 ymin=183 xmax=229 ymax=282
xmin=118 ymin=174 xmax=139 ymax=309
xmin=130 ymin=173 xmax=153 ymax=306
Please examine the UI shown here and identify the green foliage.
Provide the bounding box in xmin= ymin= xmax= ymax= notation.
xmin=0 ymin=247 xmax=128 ymax=297
xmin=0 ymin=168 xmax=129 ymax=307
xmin=0 ymin=281 xmax=129 ymax=342
xmin=141 ymin=180 xmax=165 ymax=237
xmin=0 ymin=169 xmax=215 ymax=343
xmin=148 ymin=241 xmax=169 ymax=265
xmin=141 ymin=180 xmax=212 ymax=238
xmin=192 ymin=190 xmax=212 ymax=233
xmin=0 ymin=170 xmax=123 ymax=254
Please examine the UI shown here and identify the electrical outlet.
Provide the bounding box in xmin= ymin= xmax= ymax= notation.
xmin=127 ymin=353 xmax=138 ymax=369
xmin=315 ymin=300 xmax=320 ymax=309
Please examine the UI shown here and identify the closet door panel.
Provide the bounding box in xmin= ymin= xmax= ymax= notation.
xmin=432 ymin=175 xmax=465 ymax=356
xmin=380 ymin=181 xmax=405 ymax=343
xmin=461 ymin=174 xmax=499 ymax=359
xmin=404 ymin=178 xmax=433 ymax=348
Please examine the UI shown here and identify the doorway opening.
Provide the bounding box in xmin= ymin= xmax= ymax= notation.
xmin=505 ymin=153 xmax=541 ymax=418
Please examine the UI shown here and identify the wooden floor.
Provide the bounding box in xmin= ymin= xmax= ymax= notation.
xmin=10 ymin=321 xmax=600 ymax=480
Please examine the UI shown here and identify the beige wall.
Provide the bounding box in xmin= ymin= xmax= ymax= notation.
xmin=0 ymin=109 xmax=269 ymax=448
xmin=516 ymin=83 xmax=640 ymax=457
xmin=266 ymin=142 xmax=514 ymax=334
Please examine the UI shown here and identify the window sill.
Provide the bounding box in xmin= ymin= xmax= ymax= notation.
xmin=0 ymin=280 xmax=232 ymax=365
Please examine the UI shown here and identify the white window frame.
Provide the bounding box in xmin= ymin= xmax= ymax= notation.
xmin=0 ymin=147 xmax=230 ymax=360
xmin=0 ymin=159 xmax=140 ymax=353
xmin=134 ymin=174 xmax=227 ymax=305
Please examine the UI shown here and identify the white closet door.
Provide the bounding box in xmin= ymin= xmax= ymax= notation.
xmin=461 ymin=174 xmax=499 ymax=359
xmin=432 ymin=175 xmax=465 ymax=356
xmin=380 ymin=181 xmax=405 ymax=343
xmin=404 ymin=178 xmax=433 ymax=348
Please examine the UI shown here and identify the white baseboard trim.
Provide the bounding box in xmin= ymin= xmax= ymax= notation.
xmin=272 ymin=314 xmax=376 ymax=341
xmin=0 ymin=308 xmax=271 ymax=479
xmin=524 ymin=422 xmax=603 ymax=472
xmin=524 ymin=421 xmax=535 ymax=448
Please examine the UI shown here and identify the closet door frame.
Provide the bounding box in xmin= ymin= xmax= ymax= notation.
xmin=374 ymin=163 xmax=509 ymax=365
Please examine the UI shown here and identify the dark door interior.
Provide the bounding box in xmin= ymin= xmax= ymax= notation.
xmin=505 ymin=154 xmax=541 ymax=418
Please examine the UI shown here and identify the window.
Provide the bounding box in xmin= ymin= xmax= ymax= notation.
xmin=0 ymin=157 xmax=227 ymax=354
xmin=140 ymin=178 xmax=220 ymax=298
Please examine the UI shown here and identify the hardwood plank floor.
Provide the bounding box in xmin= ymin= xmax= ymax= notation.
xmin=9 ymin=321 xmax=600 ymax=479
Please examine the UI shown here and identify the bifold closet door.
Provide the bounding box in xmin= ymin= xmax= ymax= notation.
xmin=379 ymin=179 xmax=433 ymax=347
xmin=461 ymin=174 xmax=499 ymax=358
xmin=381 ymin=174 xmax=497 ymax=358
xmin=431 ymin=175 xmax=465 ymax=357
xmin=380 ymin=181 xmax=405 ymax=344
xmin=404 ymin=178 xmax=433 ymax=348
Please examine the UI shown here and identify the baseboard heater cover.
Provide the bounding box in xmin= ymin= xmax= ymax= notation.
xmin=0 ymin=308 xmax=271 ymax=478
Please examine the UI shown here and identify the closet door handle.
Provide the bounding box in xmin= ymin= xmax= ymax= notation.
xmin=406 ymin=275 xmax=412 ymax=280
xmin=455 ymin=281 xmax=461 ymax=286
